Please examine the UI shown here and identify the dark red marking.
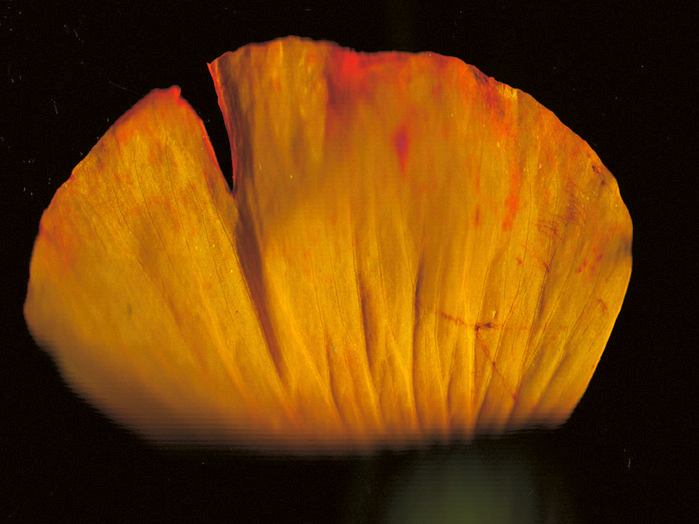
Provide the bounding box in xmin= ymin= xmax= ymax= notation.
xmin=541 ymin=259 xmax=551 ymax=273
xmin=439 ymin=311 xmax=468 ymax=327
xmin=536 ymin=218 xmax=561 ymax=240
xmin=473 ymin=321 xmax=517 ymax=402
xmin=437 ymin=310 xmax=519 ymax=401
xmin=475 ymin=321 xmax=495 ymax=333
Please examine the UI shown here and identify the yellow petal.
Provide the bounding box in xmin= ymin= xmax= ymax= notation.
xmin=25 ymin=38 xmax=631 ymax=452
xmin=24 ymin=88 xmax=295 ymax=444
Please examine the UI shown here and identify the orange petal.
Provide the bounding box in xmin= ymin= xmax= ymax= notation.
xmin=25 ymin=38 xmax=631 ymax=453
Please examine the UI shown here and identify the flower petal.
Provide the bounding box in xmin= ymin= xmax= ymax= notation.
xmin=25 ymin=38 xmax=631 ymax=452
xmin=24 ymin=88 xmax=293 ymax=445
xmin=209 ymin=38 xmax=632 ymax=438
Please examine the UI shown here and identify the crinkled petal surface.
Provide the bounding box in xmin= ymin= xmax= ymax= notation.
xmin=25 ymin=37 xmax=632 ymax=453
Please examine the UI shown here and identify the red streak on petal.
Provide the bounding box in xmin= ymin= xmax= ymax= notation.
xmin=392 ymin=124 xmax=409 ymax=178
xmin=502 ymin=162 xmax=522 ymax=231
xmin=502 ymin=192 xmax=519 ymax=231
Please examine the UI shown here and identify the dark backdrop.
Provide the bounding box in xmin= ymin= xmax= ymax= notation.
xmin=4 ymin=1 xmax=697 ymax=522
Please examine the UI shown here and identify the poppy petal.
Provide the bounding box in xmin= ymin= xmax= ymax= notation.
xmin=25 ymin=38 xmax=631 ymax=452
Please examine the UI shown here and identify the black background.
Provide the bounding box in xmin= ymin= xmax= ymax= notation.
xmin=3 ymin=1 xmax=697 ymax=522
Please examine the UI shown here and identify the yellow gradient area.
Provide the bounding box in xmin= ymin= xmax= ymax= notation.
xmin=25 ymin=37 xmax=632 ymax=453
